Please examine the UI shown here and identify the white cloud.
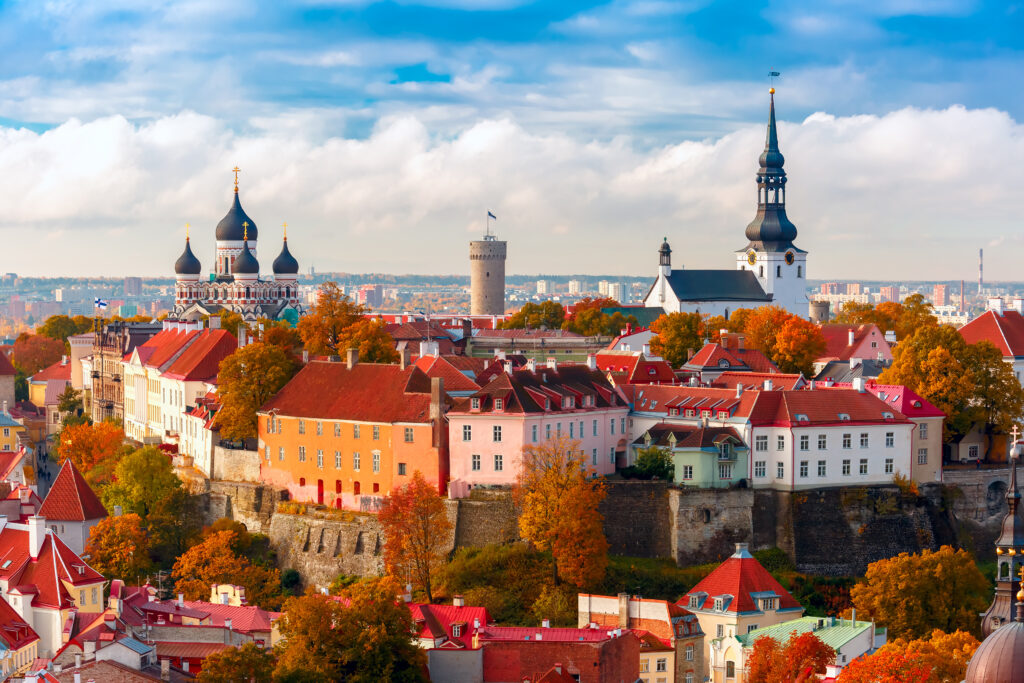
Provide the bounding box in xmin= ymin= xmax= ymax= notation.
xmin=0 ymin=104 xmax=1022 ymax=281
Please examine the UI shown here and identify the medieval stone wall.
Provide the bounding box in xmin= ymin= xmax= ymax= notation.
xmin=211 ymin=446 xmax=261 ymax=483
xmin=267 ymin=512 xmax=387 ymax=588
xmin=668 ymin=487 xmax=756 ymax=566
xmin=599 ymin=481 xmax=673 ymax=558
xmin=205 ymin=481 xmax=284 ymax=535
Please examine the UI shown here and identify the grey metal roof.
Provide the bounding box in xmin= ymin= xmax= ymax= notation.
xmin=664 ymin=269 xmax=771 ymax=303
xmin=118 ymin=637 xmax=154 ymax=655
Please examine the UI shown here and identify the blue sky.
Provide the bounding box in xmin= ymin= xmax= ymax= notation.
xmin=1 ymin=0 xmax=1023 ymax=280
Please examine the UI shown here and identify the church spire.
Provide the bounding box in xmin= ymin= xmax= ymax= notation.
xmin=982 ymin=428 xmax=1024 ymax=635
xmin=743 ymin=88 xmax=798 ymax=252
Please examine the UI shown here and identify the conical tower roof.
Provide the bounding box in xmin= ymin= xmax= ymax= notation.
xmin=743 ymin=89 xmax=799 ymax=252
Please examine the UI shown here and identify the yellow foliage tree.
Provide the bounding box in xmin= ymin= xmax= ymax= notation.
xmin=850 ymin=546 xmax=988 ymax=640
xmin=297 ymin=282 xmax=366 ymax=356
xmin=85 ymin=513 xmax=153 ymax=584
xmin=873 ymin=629 xmax=980 ymax=683
xmin=515 ymin=436 xmax=608 ymax=588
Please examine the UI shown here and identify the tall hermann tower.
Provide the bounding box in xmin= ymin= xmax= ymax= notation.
xmin=470 ymin=228 xmax=506 ymax=316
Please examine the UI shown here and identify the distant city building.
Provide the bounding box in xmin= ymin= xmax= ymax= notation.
xmin=536 ymin=280 xmax=550 ymax=296
xmin=607 ymin=282 xmax=623 ymax=302
xmin=846 ymin=283 xmax=862 ymax=295
xmin=820 ymin=282 xmax=840 ymax=296
xmin=933 ymin=284 xmax=949 ymax=307
xmin=644 ymin=91 xmax=807 ymax=317
xmin=598 ymin=280 xmax=610 ymax=296
xmin=568 ymin=280 xmax=582 ymax=295
xmin=172 ymin=173 xmax=303 ymax=324
xmin=356 ymin=284 xmax=383 ymax=309
xmin=879 ymin=285 xmax=899 ymax=303
xmin=123 ymin=277 xmax=142 ymax=297
xmin=469 ymin=230 xmax=506 ymax=316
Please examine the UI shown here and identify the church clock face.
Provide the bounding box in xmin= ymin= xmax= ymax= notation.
xmin=747 ymin=251 xmax=757 ymax=266
xmin=785 ymin=251 xmax=795 ymax=265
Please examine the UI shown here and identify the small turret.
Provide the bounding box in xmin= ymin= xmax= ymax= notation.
xmin=232 ymin=223 xmax=260 ymax=280
xmin=272 ymin=224 xmax=299 ymax=279
xmin=174 ymin=228 xmax=202 ymax=281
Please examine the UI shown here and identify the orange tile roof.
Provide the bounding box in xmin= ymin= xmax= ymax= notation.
xmin=819 ymin=324 xmax=881 ymax=361
xmin=31 ymin=358 xmax=71 ymax=382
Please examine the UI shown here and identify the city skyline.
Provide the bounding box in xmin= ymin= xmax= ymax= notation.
xmin=0 ymin=1 xmax=1022 ymax=279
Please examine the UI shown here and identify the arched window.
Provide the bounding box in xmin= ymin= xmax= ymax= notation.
xmin=245 ymin=287 xmax=250 ymax=299
xmin=797 ymin=266 xmax=803 ymax=278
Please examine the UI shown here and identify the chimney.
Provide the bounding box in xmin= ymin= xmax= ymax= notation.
xmin=535 ymin=632 xmax=542 ymax=641
xmin=400 ymin=346 xmax=411 ymax=370
xmin=27 ymin=515 xmax=44 ymax=560
xmin=526 ymin=358 xmax=537 ymax=372
xmin=809 ymin=380 xmax=816 ymax=391
xmin=161 ymin=659 xmax=170 ymax=682
xmin=546 ymin=357 xmax=557 ymax=370
xmin=853 ymin=377 xmax=866 ymax=393
xmin=302 ymin=349 xmax=309 ymax=364
xmin=504 ymin=360 xmax=513 ymax=375
xmin=430 ymin=377 xmax=444 ymax=424
xmin=209 ymin=315 xmax=221 ymax=330
xmin=586 ymin=354 xmax=597 ymax=371
xmin=763 ymin=379 xmax=773 ymax=391
xmin=496 ymin=350 xmax=506 ymax=361
xmin=473 ymin=617 xmax=481 ymax=630
xmin=462 ymin=318 xmax=472 ymax=340
xmin=719 ymin=330 xmax=729 ymax=349
xmin=178 ymin=593 xmax=184 ymax=607
xmin=1 ymin=401 xmax=6 ymax=415
xmin=618 ymin=592 xmax=629 ymax=628
xmin=113 ymin=505 xmax=122 ymax=516
xmin=74 ymin=674 xmax=81 ymax=683
xmin=418 ymin=340 xmax=439 ymax=358
xmin=848 ymin=328 xmax=855 ymax=347
xmin=75 ymin=653 xmax=82 ymax=668
xmin=542 ymin=618 xmax=551 ymax=628
xmin=642 ymin=343 xmax=650 ymax=357
xmin=238 ymin=328 xmax=247 ymax=349
xmin=18 ymin=487 xmax=28 ymax=504
xmin=453 ymin=595 xmax=465 ymax=607
xmin=736 ymin=383 xmax=743 ymax=399
xmin=403 ymin=583 xmax=413 ymax=603
xmin=346 ymin=347 xmax=359 ymax=369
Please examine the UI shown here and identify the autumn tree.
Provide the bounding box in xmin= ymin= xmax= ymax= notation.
xmin=870 ymin=629 xmax=979 ymax=683
xmin=214 ymin=342 xmax=296 ymax=441
xmin=499 ymin=301 xmax=566 ymax=330
xmin=562 ymin=298 xmax=637 ymax=337
xmin=37 ymin=314 xmax=93 ymax=347
xmin=747 ymin=631 xmax=835 ymax=683
xmin=206 ymin=310 xmax=247 ymax=337
xmin=633 ymin=445 xmax=673 ymax=480
xmin=649 ymin=312 xmax=704 ymax=368
xmin=258 ymin=320 xmax=303 ymax=362
xmin=85 ymin=513 xmax=153 ymax=584
xmin=834 ymin=294 xmax=936 ymax=341
xmin=11 ymin=334 xmax=64 ymax=375
xmin=378 ymin=471 xmax=452 ymax=603
xmin=172 ymin=530 xmax=283 ymax=609
xmin=342 ymin=318 xmax=400 ymax=364
xmin=725 ymin=308 xmax=757 ymax=335
xmin=297 ymin=282 xmax=365 ymax=355
xmin=742 ymin=305 xmax=794 ymax=361
xmin=515 ymin=436 xmax=608 ymax=588
xmin=773 ymin=317 xmax=827 ymax=375
xmin=274 ymin=578 xmax=427 ymax=682
xmin=57 ymin=421 xmax=125 ymax=484
xmin=101 ymin=446 xmax=182 ymax=518
xmin=56 ymin=385 xmax=88 ymax=427
xmin=836 ymin=650 xmax=933 ymax=683
xmin=965 ymin=340 xmax=1024 ymax=457
xmin=702 ymin=315 xmax=729 ymax=343
xmin=197 ymin=643 xmax=275 ymax=683
xmin=850 ymin=546 xmax=988 ymax=640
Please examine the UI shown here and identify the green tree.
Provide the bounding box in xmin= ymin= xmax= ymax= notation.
xmin=197 ymin=643 xmax=275 ymax=683
xmin=101 ymin=446 xmax=183 ymax=518
xmin=649 ymin=312 xmax=704 ymax=367
xmin=964 ymin=340 xmax=1024 ymax=458
xmin=634 ymin=445 xmax=674 ymax=480
xmin=214 ymin=342 xmax=296 ymax=441
xmin=499 ymin=301 xmax=566 ymax=330
xmin=37 ymin=314 xmax=93 ymax=347
xmin=297 ymin=282 xmax=365 ymax=356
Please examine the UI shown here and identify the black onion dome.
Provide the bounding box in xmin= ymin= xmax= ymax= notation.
xmin=273 ymin=238 xmax=299 ymax=274
xmin=232 ymin=242 xmax=260 ymax=274
xmin=216 ymin=193 xmax=258 ymax=242
xmin=174 ymin=238 xmax=202 ymax=275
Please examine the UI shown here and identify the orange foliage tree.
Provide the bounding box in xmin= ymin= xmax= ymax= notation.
xmin=214 ymin=342 xmax=296 ymax=441
xmin=741 ymin=305 xmax=794 ymax=362
xmin=837 ymin=650 xmax=933 ymax=683
xmin=85 ymin=513 xmax=153 ymax=584
xmin=343 ymin=318 xmax=400 ymax=364
xmin=649 ymin=312 xmax=704 ymax=368
xmin=747 ymin=631 xmax=835 ymax=683
xmin=56 ymin=421 xmax=125 ymax=483
xmin=297 ymin=282 xmax=366 ymax=356
xmin=773 ymin=317 xmax=827 ymax=375
xmin=378 ymin=471 xmax=452 ymax=603
xmin=11 ymin=334 xmax=65 ymax=375
xmin=870 ymin=629 xmax=979 ymax=683
xmin=171 ymin=530 xmax=283 ymax=609
xmin=197 ymin=642 xmax=275 ymax=683
xmin=515 ymin=436 xmax=608 ymax=588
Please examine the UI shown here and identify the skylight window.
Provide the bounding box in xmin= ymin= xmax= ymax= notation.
xmin=838 ymin=413 xmax=851 ymax=421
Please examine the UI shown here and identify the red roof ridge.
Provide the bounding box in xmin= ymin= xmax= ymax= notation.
xmin=39 ymin=460 xmax=108 ymax=522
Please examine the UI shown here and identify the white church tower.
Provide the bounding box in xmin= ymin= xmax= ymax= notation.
xmin=735 ymin=88 xmax=808 ymax=316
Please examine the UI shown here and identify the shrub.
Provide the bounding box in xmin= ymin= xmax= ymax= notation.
xmin=531 ymin=584 xmax=577 ymax=627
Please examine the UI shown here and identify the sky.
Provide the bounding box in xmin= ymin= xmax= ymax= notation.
xmin=1 ymin=0 xmax=1023 ymax=280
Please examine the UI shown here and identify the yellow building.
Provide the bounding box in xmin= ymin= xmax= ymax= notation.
xmin=678 ymin=544 xmax=804 ymax=681
xmin=0 ymin=411 xmax=26 ymax=453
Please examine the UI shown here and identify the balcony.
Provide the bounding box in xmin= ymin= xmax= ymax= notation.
xmin=717 ymin=447 xmax=737 ymax=461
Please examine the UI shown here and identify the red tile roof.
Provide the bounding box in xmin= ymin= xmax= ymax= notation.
xmin=38 ymin=460 xmax=108 ymax=522
xmin=260 ymin=361 xmax=436 ymax=423
xmin=49 ymin=660 xmax=162 ymax=682
xmin=595 ymin=351 xmax=676 ymax=385
xmin=410 ymin=602 xmax=489 ymax=649
xmin=0 ymin=523 xmax=104 ymax=610
xmin=747 ymin=389 xmax=911 ymax=428
xmin=474 ymin=329 xmax=580 ymax=339
xmin=959 ymin=310 xmax=1024 ymax=357
xmin=413 ymin=355 xmax=492 ymax=393
xmin=161 ymin=329 xmax=237 ymax=382
xmin=155 ymin=642 xmax=231 ymax=659
xmin=0 ymin=351 xmax=15 ymax=377
xmin=0 ymin=449 xmax=25 ymax=481
xmin=477 ymin=626 xmax=618 ymax=642
xmin=711 ymin=372 xmax=804 ymax=391
xmin=686 ymin=343 xmax=779 ymax=375
xmin=620 ymin=385 xmax=761 ymax=419
xmin=680 ymin=547 xmax=802 ymax=614
xmin=449 ymin=366 xmax=621 ymax=415
xmin=824 ymin=382 xmax=945 ymax=419
xmin=182 ymin=601 xmax=279 ymax=634
xmin=129 ymin=330 xmax=199 ymax=368
xmin=819 ymin=324 xmax=885 ymax=362
xmin=0 ymin=587 xmax=38 ymax=649
xmin=384 ymin=321 xmax=455 ymax=342
xmin=31 ymin=358 xmax=71 ymax=383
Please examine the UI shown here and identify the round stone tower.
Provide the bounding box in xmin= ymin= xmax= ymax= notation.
xmin=470 ymin=236 xmax=506 ymax=315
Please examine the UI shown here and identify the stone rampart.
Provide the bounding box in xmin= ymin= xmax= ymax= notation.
xmin=211 ymin=445 xmax=261 ymax=483
xmin=669 ymin=487 xmax=756 ymax=566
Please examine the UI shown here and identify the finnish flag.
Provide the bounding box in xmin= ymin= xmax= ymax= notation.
xmin=94 ymin=298 xmax=108 ymax=309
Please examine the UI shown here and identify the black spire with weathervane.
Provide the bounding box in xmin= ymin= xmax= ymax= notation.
xmin=982 ymin=429 xmax=1024 ymax=636
xmin=743 ymin=88 xmax=798 ymax=252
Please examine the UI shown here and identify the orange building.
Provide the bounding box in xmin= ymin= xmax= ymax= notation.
xmin=257 ymin=351 xmax=447 ymax=511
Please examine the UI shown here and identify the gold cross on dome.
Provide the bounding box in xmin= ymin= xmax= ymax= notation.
xmin=243 ymin=221 xmax=249 ymax=240
xmin=283 ymin=222 xmax=288 ymax=239
xmin=232 ymin=166 xmax=240 ymax=190
xmin=185 ymin=223 xmax=190 ymax=240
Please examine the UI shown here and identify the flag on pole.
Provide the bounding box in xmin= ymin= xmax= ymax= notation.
xmin=94 ymin=298 xmax=108 ymax=309
xmin=487 ymin=211 xmax=497 ymax=220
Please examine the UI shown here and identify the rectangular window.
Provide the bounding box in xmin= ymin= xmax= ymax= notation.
xmin=494 ymin=454 xmax=503 ymax=471
xmin=843 ymin=459 xmax=851 ymax=475
xmin=472 ymin=454 xmax=481 ymax=471
xmin=620 ymin=417 xmax=626 ymax=434
xmin=754 ymin=461 xmax=766 ymax=477
xmin=353 ymin=424 xmax=360 ymax=439
xmin=316 ymin=421 xmax=323 ymax=436
xmin=298 ymin=446 xmax=306 ymax=462
xmin=278 ymin=447 xmax=284 ymax=462
xmin=818 ymin=434 xmax=827 ymax=449
xmin=918 ymin=448 xmax=928 ymax=465
xmin=860 ymin=433 xmax=869 ymax=448
xmin=685 ymin=645 xmax=694 ymax=661
xmin=493 ymin=425 xmax=502 ymax=442
xmin=656 ymin=659 xmax=667 ymax=672
xmin=298 ymin=420 xmax=305 ymax=435
xmin=885 ymin=458 xmax=894 ymax=474
xmin=335 ymin=451 xmax=341 ymax=469
xmin=471 ymin=397 xmax=480 ymax=410
xmin=860 ymin=458 xmax=868 ymax=475
xmin=265 ymin=417 xmax=273 ymax=434
xmin=717 ymin=624 xmax=724 ymax=638
xmin=640 ymin=661 xmax=650 ymax=674
xmin=842 ymin=433 xmax=851 ymax=449
xmin=686 ymin=674 xmax=694 ymax=683
xmin=919 ymin=423 xmax=929 ymax=439
xmin=494 ymin=397 xmax=504 ymax=411
xmin=569 ymin=422 xmax=574 ymax=438
xmin=777 ymin=461 xmax=785 ymax=479
xmin=755 ymin=435 xmax=768 ymax=452
xmin=353 ymin=452 xmax=361 ymax=471
xmin=799 ymin=435 xmax=809 ymax=451
xmin=334 ymin=423 xmax=341 ymax=437
xmin=885 ymin=432 xmax=894 ymax=448
xmin=776 ymin=435 xmax=785 ymax=451
xmin=719 ymin=463 xmax=733 ymax=480
xmin=373 ymin=452 xmax=381 ymax=473
xmin=463 ymin=425 xmax=472 ymax=441
xmin=404 ymin=427 xmax=414 ymax=443
xmin=799 ymin=461 xmax=808 ymax=478
xmin=532 ymin=424 xmax=538 ymax=442
xmin=817 ymin=460 xmax=826 ymax=477
xmin=372 ymin=425 xmax=380 ymax=441
xmin=264 ymin=445 xmax=269 ymax=461
xmin=398 ymin=463 xmax=407 ymax=476
xmin=316 ymin=449 xmax=323 ymax=468
xmin=969 ymin=445 xmax=980 ymax=459
xmin=682 ymin=465 xmax=693 ymax=480
xmin=592 ymin=449 xmax=598 ymax=466
xmin=593 ymin=419 xmax=598 ymax=436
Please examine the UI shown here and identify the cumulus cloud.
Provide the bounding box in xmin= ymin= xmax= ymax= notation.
xmin=1 ymin=104 xmax=1022 ymax=280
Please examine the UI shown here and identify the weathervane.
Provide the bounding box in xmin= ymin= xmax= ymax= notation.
xmin=769 ymin=69 xmax=780 ymax=93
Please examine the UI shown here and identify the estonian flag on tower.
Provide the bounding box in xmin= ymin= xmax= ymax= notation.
xmin=94 ymin=298 xmax=108 ymax=309
xmin=487 ymin=211 xmax=496 ymax=220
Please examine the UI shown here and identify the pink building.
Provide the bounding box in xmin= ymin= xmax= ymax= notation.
xmin=816 ymin=324 xmax=893 ymax=369
xmin=447 ymin=363 xmax=629 ymax=497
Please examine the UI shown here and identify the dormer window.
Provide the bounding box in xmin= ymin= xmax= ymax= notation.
xmin=714 ymin=598 xmax=723 ymax=611
xmin=702 ymin=410 xmax=712 ymax=418
xmin=545 ymin=399 xmax=551 ymax=410
xmin=717 ymin=411 xmax=728 ymax=419
xmin=494 ymin=398 xmax=504 ymax=412
xmin=471 ymin=398 xmax=480 ymax=410
xmin=882 ymin=412 xmax=894 ymax=420
xmin=669 ymin=408 xmax=679 ymax=417
xmin=795 ymin=414 xmax=809 ymax=422
xmin=685 ymin=409 xmax=695 ymax=418
xmin=688 ymin=596 xmax=699 ymax=608
xmin=838 ymin=413 xmax=850 ymax=421
xmin=452 ymin=624 xmax=462 ymax=638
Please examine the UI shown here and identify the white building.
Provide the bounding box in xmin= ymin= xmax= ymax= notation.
xmin=536 ymin=280 xmax=550 ymax=295
xmin=643 ymin=91 xmax=808 ymax=318
xmin=568 ymin=280 xmax=582 ymax=296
